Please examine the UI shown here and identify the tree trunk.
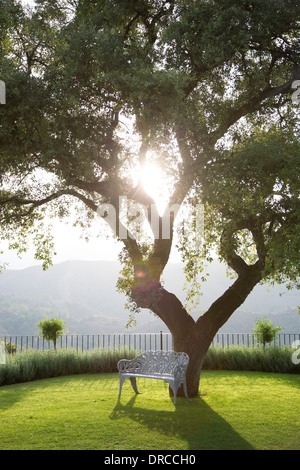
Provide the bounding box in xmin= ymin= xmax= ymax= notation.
xmin=132 ymin=261 xmax=263 ymax=399
xmin=171 ymin=322 xmax=212 ymax=398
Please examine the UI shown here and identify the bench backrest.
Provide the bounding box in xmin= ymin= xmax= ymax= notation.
xmin=136 ymin=351 xmax=189 ymax=375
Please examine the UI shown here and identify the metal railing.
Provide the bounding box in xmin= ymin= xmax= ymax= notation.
xmin=212 ymin=332 xmax=300 ymax=348
xmin=1 ymin=332 xmax=299 ymax=353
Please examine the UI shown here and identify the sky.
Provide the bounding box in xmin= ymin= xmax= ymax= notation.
xmin=0 ymin=220 xmax=116 ymax=270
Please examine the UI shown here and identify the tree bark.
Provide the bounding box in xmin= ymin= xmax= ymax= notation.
xmin=171 ymin=318 xmax=213 ymax=398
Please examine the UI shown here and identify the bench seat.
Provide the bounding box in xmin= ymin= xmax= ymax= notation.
xmin=117 ymin=351 xmax=190 ymax=405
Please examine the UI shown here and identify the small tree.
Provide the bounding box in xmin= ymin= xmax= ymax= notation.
xmin=253 ymin=318 xmax=282 ymax=350
xmin=5 ymin=341 xmax=17 ymax=354
xmin=37 ymin=318 xmax=67 ymax=350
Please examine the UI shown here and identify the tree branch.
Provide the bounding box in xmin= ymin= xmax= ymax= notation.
xmin=211 ymin=66 xmax=300 ymax=142
xmin=220 ymin=217 xmax=266 ymax=277
xmin=197 ymin=260 xmax=263 ymax=334
xmin=70 ymin=178 xmax=114 ymax=198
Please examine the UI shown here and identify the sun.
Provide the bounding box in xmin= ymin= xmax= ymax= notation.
xmin=140 ymin=162 xmax=162 ymax=200
xmin=139 ymin=162 xmax=170 ymax=215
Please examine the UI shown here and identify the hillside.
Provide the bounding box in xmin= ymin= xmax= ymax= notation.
xmin=0 ymin=260 xmax=299 ymax=335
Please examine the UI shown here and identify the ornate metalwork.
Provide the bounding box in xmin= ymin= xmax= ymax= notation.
xmin=117 ymin=351 xmax=190 ymax=404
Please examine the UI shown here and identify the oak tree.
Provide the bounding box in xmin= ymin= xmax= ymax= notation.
xmin=0 ymin=0 xmax=299 ymax=396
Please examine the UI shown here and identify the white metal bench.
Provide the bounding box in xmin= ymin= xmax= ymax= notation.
xmin=117 ymin=351 xmax=190 ymax=404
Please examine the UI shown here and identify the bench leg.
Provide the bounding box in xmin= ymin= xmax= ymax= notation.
xmin=119 ymin=376 xmax=126 ymax=397
xmin=183 ymin=381 xmax=190 ymax=402
xmin=168 ymin=383 xmax=178 ymax=405
xmin=130 ymin=377 xmax=140 ymax=394
xmin=170 ymin=381 xmax=190 ymax=405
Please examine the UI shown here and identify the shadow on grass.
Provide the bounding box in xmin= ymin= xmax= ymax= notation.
xmin=110 ymin=395 xmax=254 ymax=450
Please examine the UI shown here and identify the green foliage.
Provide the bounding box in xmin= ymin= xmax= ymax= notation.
xmin=253 ymin=318 xmax=282 ymax=350
xmin=179 ymin=127 xmax=300 ymax=294
xmin=5 ymin=341 xmax=17 ymax=354
xmin=0 ymin=345 xmax=297 ymax=387
xmin=0 ymin=0 xmax=298 ymax=267
xmin=37 ymin=318 xmax=67 ymax=350
xmin=0 ymin=347 xmax=138 ymax=386
xmin=203 ymin=345 xmax=298 ymax=374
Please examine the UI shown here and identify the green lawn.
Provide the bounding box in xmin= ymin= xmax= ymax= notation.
xmin=0 ymin=370 xmax=299 ymax=450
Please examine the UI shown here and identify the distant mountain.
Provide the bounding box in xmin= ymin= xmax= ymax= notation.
xmin=0 ymin=259 xmax=299 ymax=335
xmin=0 ymin=260 xmax=125 ymax=318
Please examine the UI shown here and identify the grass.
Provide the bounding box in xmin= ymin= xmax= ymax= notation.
xmin=0 ymin=370 xmax=299 ymax=450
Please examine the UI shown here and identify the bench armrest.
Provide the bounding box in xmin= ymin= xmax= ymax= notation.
xmin=173 ymin=364 xmax=188 ymax=379
xmin=117 ymin=358 xmax=142 ymax=373
xmin=117 ymin=359 xmax=132 ymax=372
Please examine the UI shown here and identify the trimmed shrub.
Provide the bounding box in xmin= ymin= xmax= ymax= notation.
xmin=203 ymin=345 xmax=299 ymax=374
xmin=0 ymin=345 xmax=298 ymax=387
xmin=0 ymin=347 xmax=138 ymax=386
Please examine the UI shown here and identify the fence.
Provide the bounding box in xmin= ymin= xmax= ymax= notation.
xmin=1 ymin=332 xmax=299 ymax=353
